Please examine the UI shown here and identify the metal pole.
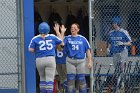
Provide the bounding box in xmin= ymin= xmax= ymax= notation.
xmin=88 ymin=0 xmax=95 ymax=93
xmin=17 ymin=0 xmax=24 ymax=93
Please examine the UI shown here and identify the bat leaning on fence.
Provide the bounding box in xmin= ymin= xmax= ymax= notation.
xmin=100 ymin=64 xmax=112 ymax=93
xmin=124 ymin=61 xmax=132 ymax=93
xmin=105 ymin=64 xmax=118 ymax=93
xmin=112 ymin=61 xmax=126 ymax=93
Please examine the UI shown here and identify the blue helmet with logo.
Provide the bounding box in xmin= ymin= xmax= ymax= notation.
xmin=112 ymin=16 xmax=121 ymax=26
xmin=38 ymin=22 xmax=50 ymax=34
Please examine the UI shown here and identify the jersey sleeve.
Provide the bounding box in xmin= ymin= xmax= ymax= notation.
xmin=28 ymin=38 xmax=35 ymax=49
xmin=55 ymin=36 xmax=62 ymax=45
xmin=123 ymin=30 xmax=132 ymax=42
xmin=83 ymin=37 xmax=91 ymax=51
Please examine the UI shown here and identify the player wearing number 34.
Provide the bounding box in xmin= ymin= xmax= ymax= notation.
xmin=28 ymin=22 xmax=64 ymax=93
xmin=57 ymin=23 xmax=92 ymax=93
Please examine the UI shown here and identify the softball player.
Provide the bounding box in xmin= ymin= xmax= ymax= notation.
xmin=107 ymin=16 xmax=132 ymax=92
xmin=55 ymin=46 xmax=67 ymax=91
xmin=63 ymin=23 xmax=92 ymax=93
xmin=28 ymin=22 xmax=63 ymax=93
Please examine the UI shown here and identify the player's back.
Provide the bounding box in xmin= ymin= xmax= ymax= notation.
xmin=55 ymin=48 xmax=67 ymax=64
xmin=29 ymin=34 xmax=62 ymax=58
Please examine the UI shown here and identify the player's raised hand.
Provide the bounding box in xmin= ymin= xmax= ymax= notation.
xmin=53 ymin=23 xmax=60 ymax=32
xmin=60 ymin=25 xmax=67 ymax=34
xmin=53 ymin=23 xmax=63 ymax=40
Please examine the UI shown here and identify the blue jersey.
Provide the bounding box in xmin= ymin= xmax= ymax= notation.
xmin=64 ymin=35 xmax=91 ymax=59
xmin=55 ymin=48 xmax=67 ymax=64
xmin=108 ymin=28 xmax=132 ymax=53
xmin=28 ymin=34 xmax=62 ymax=58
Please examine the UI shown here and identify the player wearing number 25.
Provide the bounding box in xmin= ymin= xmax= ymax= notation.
xmin=28 ymin=22 xmax=63 ymax=93
xmin=63 ymin=23 xmax=92 ymax=93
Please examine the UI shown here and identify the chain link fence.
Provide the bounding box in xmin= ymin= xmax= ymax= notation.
xmin=0 ymin=0 xmax=21 ymax=93
xmin=90 ymin=0 xmax=140 ymax=93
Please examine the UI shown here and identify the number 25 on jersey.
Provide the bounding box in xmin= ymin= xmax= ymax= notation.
xmin=39 ymin=40 xmax=53 ymax=50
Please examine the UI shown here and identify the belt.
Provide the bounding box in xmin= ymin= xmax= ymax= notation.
xmin=69 ymin=57 xmax=84 ymax=60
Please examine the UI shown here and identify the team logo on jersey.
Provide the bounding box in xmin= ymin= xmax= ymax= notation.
xmin=111 ymin=37 xmax=122 ymax=40
xmin=68 ymin=41 xmax=83 ymax=44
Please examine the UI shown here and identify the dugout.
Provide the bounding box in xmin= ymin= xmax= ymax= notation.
xmin=33 ymin=0 xmax=140 ymax=93
xmin=34 ymin=0 xmax=90 ymax=92
xmin=1 ymin=0 xmax=137 ymax=92
xmin=34 ymin=0 xmax=140 ymax=71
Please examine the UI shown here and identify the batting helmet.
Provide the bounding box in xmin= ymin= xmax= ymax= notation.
xmin=38 ymin=22 xmax=50 ymax=34
xmin=112 ymin=16 xmax=121 ymax=26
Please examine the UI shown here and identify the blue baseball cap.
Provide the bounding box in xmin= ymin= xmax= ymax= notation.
xmin=112 ymin=16 xmax=121 ymax=25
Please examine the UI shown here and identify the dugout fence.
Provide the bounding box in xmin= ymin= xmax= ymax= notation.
xmin=1 ymin=0 xmax=139 ymax=93
xmin=89 ymin=0 xmax=140 ymax=93
xmin=0 ymin=0 xmax=22 ymax=93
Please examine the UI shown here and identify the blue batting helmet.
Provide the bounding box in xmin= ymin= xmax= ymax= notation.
xmin=112 ymin=16 xmax=121 ymax=25
xmin=38 ymin=22 xmax=50 ymax=34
